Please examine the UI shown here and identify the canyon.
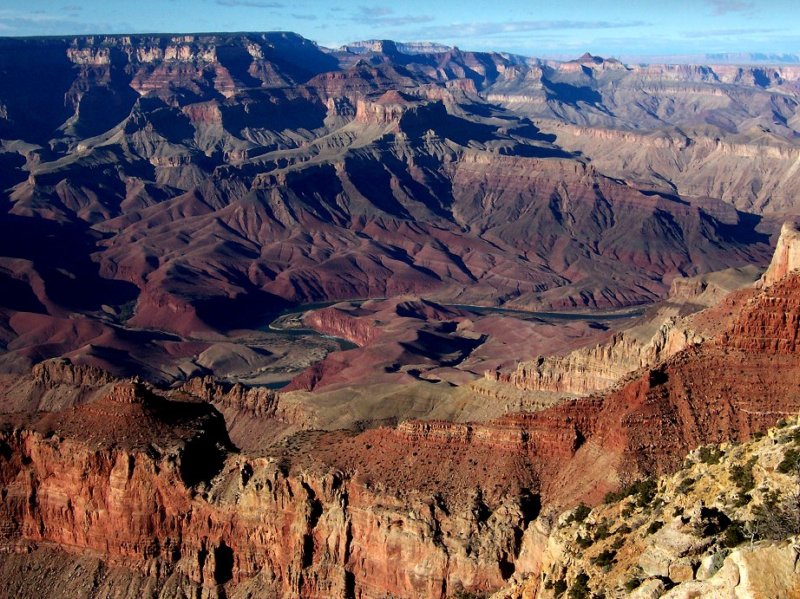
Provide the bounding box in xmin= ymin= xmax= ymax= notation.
xmin=0 ymin=33 xmax=793 ymax=384
xmin=1 ymin=219 xmax=800 ymax=597
xmin=1 ymin=32 xmax=800 ymax=598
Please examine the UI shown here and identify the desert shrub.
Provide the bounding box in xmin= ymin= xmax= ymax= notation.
xmin=590 ymin=549 xmax=617 ymax=570
xmin=621 ymin=505 xmax=634 ymax=518
xmin=694 ymin=507 xmax=732 ymax=537
xmin=593 ymin=521 xmax=611 ymax=541
xmin=698 ymin=446 xmax=724 ymax=465
xmin=603 ymin=489 xmax=627 ymax=504
xmin=603 ymin=478 xmax=657 ymax=507
xmin=552 ymin=578 xmax=568 ymax=597
xmin=567 ymin=503 xmax=592 ymax=524
xmin=672 ymin=506 xmax=685 ymax=517
xmin=615 ymin=524 xmax=632 ymax=535
xmin=576 ymin=534 xmax=594 ymax=549
xmin=645 ymin=520 xmax=664 ymax=535
xmin=676 ymin=477 xmax=695 ymax=494
xmin=777 ymin=448 xmax=800 ymax=474
xmin=729 ymin=457 xmax=757 ymax=493
xmin=749 ymin=489 xmax=800 ymax=540
xmin=733 ymin=492 xmax=752 ymax=507
xmin=633 ymin=478 xmax=658 ymax=508
xmin=722 ymin=521 xmax=747 ymax=547
xmin=568 ymin=573 xmax=591 ymax=599
xmin=611 ymin=536 xmax=625 ymax=550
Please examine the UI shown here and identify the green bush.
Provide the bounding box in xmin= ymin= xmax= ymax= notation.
xmin=576 ymin=534 xmax=594 ymax=549
xmin=593 ymin=521 xmax=611 ymax=541
xmin=603 ymin=478 xmax=658 ymax=507
xmin=590 ymin=549 xmax=617 ymax=570
xmin=698 ymin=446 xmax=724 ymax=465
xmin=603 ymin=489 xmax=626 ymax=504
xmin=633 ymin=478 xmax=658 ymax=508
xmin=645 ymin=520 xmax=664 ymax=535
xmin=615 ymin=524 xmax=632 ymax=535
xmin=777 ymin=448 xmax=800 ymax=474
xmin=677 ymin=477 xmax=695 ymax=494
xmin=567 ymin=503 xmax=592 ymax=524
xmin=722 ymin=521 xmax=747 ymax=547
xmin=729 ymin=457 xmax=757 ymax=494
xmin=568 ymin=573 xmax=591 ymax=599
xmin=553 ymin=578 xmax=568 ymax=597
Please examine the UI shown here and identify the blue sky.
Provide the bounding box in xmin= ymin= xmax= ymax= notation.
xmin=0 ymin=0 xmax=798 ymax=58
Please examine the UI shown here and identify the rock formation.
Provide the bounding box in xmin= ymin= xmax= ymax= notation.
xmin=487 ymin=265 xmax=762 ymax=396
xmin=0 ymin=34 xmax=786 ymax=378
xmin=494 ymin=416 xmax=800 ymax=598
xmin=760 ymin=221 xmax=800 ymax=287
xmin=2 ymin=249 xmax=800 ymax=597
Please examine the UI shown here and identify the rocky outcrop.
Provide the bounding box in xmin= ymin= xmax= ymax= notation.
xmin=760 ymin=221 xmax=800 ymax=287
xmin=0 ymin=383 xmax=545 ymax=599
xmin=494 ymin=415 xmax=800 ymax=599
xmin=302 ymin=306 xmax=382 ymax=347
xmin=180 ymin=376 xmax=279 ymax=418
xmin=488 ymin=266 xmax=761 ymax=396
xmin=30 ymin=357 xmax=115 ymax=389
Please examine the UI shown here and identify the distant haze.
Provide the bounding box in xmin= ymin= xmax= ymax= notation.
xmin=0 ymin=0 xmax=798 ymax=58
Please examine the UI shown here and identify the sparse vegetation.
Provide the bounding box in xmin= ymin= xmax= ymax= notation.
xmin=568 ymin=573 xmax=591 ymax=599
xmin=676 ymin=477 xmax=695 ymax=494
xmin=576 ymin=534 xmax=594 ymax=549
xmin=729 ymin=456 xmax=757 ymax=494
xmin=593 ymin=521 xmax=611 ymax=541
xmin=645 ymin=520 xmax=664 ymax=535
xmin=552 ymin=577 xmax=568 ymax=597
xmin=614 ymin=524 xmax=631 ymax=535
xmin=777 ymin=448 xmax=800 ymax=474
xmin=722 ymin=521 xmax=747 ymax=547
xmin=698 ymin=445 xmax=724 ymax=465
xmin=590 ymin=549 xmax=617 ymax=571
xmin=567 ymin=503 xmax=592 ymax=524
xmin=749 ymin=487 xmax=800 ymax=540
xmin=603 ymin=478 xmax=658 ymax=508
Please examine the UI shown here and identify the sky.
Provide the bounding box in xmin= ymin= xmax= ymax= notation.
xmin=0 ymin=0 xmax=798 ymax=59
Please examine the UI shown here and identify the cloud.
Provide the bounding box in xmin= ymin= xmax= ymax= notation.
xmin=216 ymin=0 xmax=284 ymax=8
xmin=683 ymin=27 xmax=783 ymax=37
xmin=706 ymin=0 xmax=754 ymax=15
xmin=404 ymin=19 xmax=649 ymax=40
xmin=291 ymin=13 xmax=317 ymax=21
xmin=62 ymin=4 xmax=83 ymax=11
xmin=351 ymin=6 xmax=434 ymax=27
xmin=357 ymin=7 xmax=393 ymax=18
xmin=0 ymin=10 xmax=139 ymax=36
